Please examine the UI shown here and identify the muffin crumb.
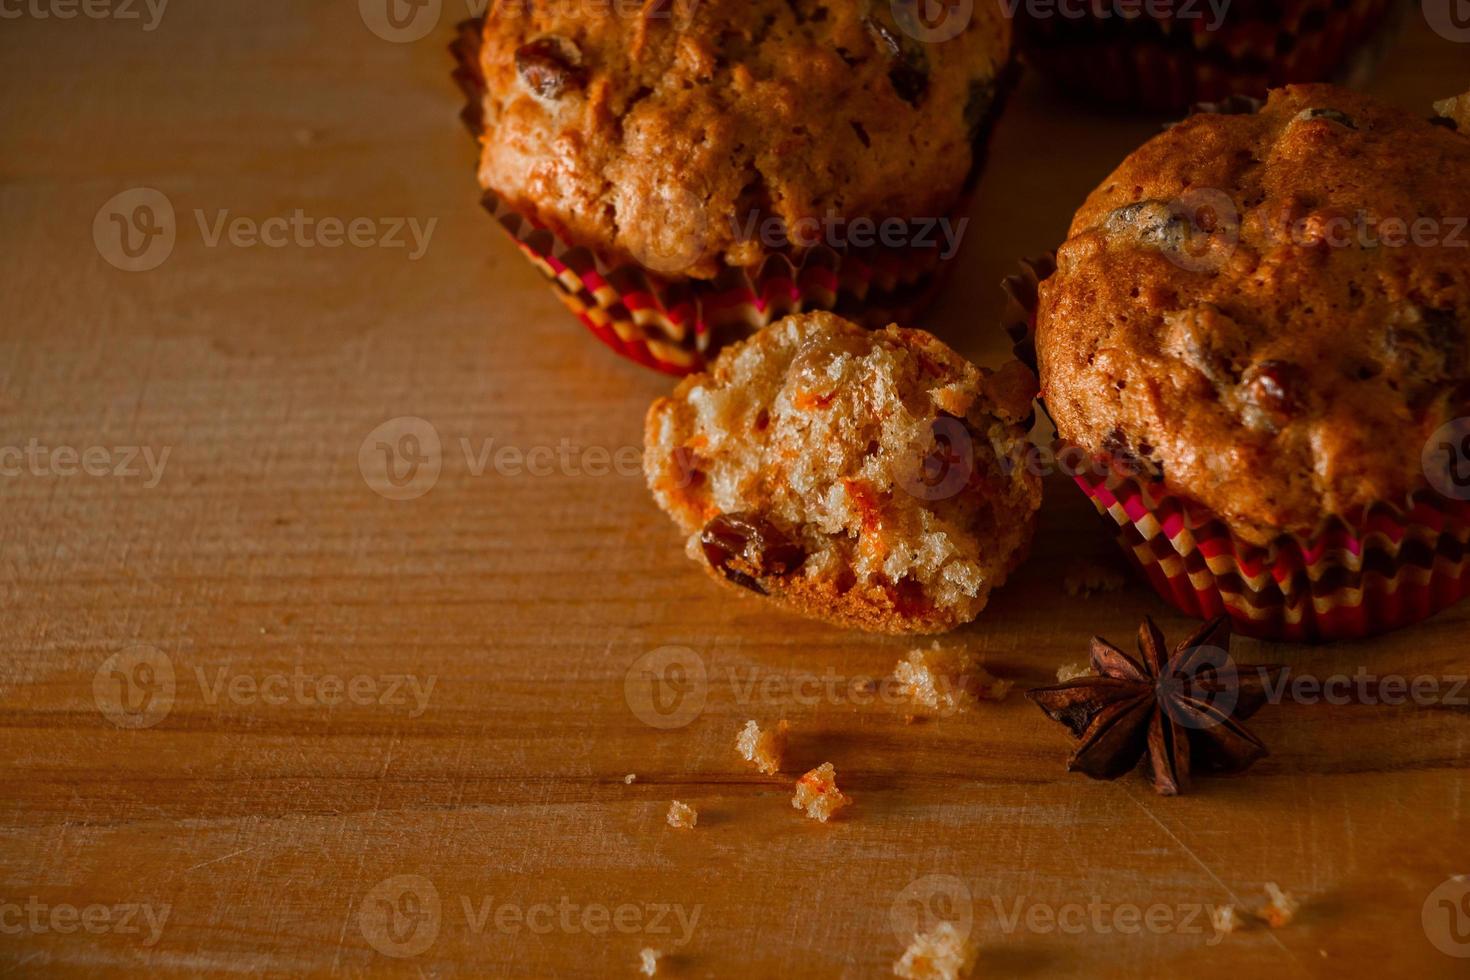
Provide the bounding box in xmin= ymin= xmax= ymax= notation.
xmin=792 ymin=763 xmax=850 ymax=823
xmin=1257 ymin=883 xmax=1300 ymax=928
xmin=1434 ymin=90 xmax=1470 ymax=131
xmin=623 ymin=773 xmax=637 ymax=784
xmin=666 ymin=801 xmax=698 ymax=830
xmin=1056 ymin=661 xmax=1093 ymax=683
xmin=893 ymin=921 xmax=976 ymax=980
xmin=892 ymin=642 xmax=1011 ymax=716
xmin=639 ymin=947 xmax=662 ymax=976
xmin=736 ymin=719 xmax=788 ymax=775
xmin=1062 ymin=559 xmax=1126 ymax=598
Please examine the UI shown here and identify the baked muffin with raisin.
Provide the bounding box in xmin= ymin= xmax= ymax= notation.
xmin=458 ymin=0 xmax=1014 ymax=373
xmin=645 ymin=312 xmax=1041 ymax=634
xmin=1034 ymin=84 xmax=1470 ymax=640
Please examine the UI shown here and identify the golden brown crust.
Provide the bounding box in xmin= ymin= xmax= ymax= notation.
xmin=1037 ymin=85 xmax=1470 ymax=543
xmin=475 ymin=0 xmax=1011 ymax=278
xmin=644 ymin=312 xmax=1041 ymax=634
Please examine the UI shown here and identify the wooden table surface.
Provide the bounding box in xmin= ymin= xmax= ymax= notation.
xmin=3 ymin=3 xmax=1469 ymax=977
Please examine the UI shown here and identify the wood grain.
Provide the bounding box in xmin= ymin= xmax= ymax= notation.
xmin=2 ymin=3 xmax=1469 ymax=976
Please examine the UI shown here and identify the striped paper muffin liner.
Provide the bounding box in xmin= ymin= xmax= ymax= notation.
xmin=454 ymin=18 xmax=1003 ymax=375
xmin=1004 ymin=257 xmax=1470 ymax=641
xmin=1072 ymin=456 xmax=1470 ymax=642
xmin=477 ymin=190 xmax=956 ymax=375
xmin=1015 ymin=0 xmax=1399 ymax=112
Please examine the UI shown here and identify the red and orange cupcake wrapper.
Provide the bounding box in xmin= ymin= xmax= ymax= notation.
xmin=477 ymin=189 xmax=956 ymax=375
xmin=1005 ymin=256 xmax=1470 ymax=641
xmin=1074 ymin=457 xmax=1470 ymax=642
xmin=453 ymin=18 xmax=1002 ymax=375
xmin=1015 ymin=0 xmax=1399 ymax=111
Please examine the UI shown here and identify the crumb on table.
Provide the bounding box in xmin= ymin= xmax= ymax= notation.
xmin=792 ymin=763 xmax=850 ymax=823
xmin=1062 ymin=558 xmax=1127 ymax=598
xmin=1435 ymin=91 xmax=1470 ymax=130
xmin=666 ymin=800 xmax=697 ymax=829
xmin=639 ymin=947 xmax=662 ymax=976
xmin=893 ymin=921 xmax=976 ymax=980
xmin=1055 ymin=661 xmax=1092 ymax=683
xmin=624 ymin=773 xmax=637 ymax=784
xmin=1258 ymin=882 xmax=1299 ymax=927
xmin=892 ymin=642 xmax=1011 ymax=716
xmin=736 ymin=719 xmax=789 ymax=775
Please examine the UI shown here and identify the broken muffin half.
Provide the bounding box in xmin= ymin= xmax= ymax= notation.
xmin=643 ymin=312 xmax=1041 ymax=633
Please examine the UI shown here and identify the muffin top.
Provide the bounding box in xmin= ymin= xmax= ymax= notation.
xmin=474 ymin=0 xmax=1010 ymax=278
xmin=645 ymin=312 xmax=1041 ymax=633
xmin=1037 ymin=85 xmax=1470 ymax=544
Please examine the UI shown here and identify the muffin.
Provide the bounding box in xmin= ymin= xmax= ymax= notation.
xmin=1012 ymin=0 xmax=1397 ymax=112
xmin=644 ymin=312 xmax=1041 ymax=633
xmin=455 ymin=1 xmax=1014 ymax=374
xmin=1032 ymin=84 xmax=1470 ymax=641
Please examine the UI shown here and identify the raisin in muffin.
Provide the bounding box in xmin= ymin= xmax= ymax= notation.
xmin=645 ymin=312 xmax=1041 ymax=633
xmin=461 ymin=0 xmax=1014 ymax=373
xmin=1013 ymin=0 xmax=1396 ymax=112
xmin=1034 ymin=85 xmax=1470 ymax=639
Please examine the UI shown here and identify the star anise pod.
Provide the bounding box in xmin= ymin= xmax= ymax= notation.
xmin=1026 ymin=617 xmax=1282 ymax=796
